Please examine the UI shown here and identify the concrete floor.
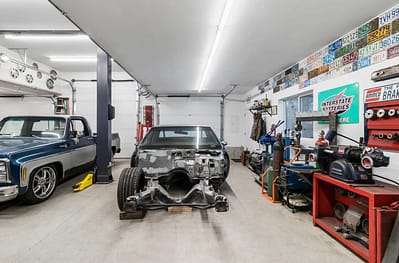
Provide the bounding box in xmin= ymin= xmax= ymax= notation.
xmin=0 ymin=160 xmax=361 ymax=263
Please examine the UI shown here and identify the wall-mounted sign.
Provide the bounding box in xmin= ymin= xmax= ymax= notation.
xmin=364 ymin=83 xmax=399 ymax=103
xmin=318 ymin=83 xmax=359 ymax=124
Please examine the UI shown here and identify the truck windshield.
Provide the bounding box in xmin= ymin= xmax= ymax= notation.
xmin=0 ymin=117 xmax=66 ymax=139
xmin=140 ymin=126 xmax=221 ymax=149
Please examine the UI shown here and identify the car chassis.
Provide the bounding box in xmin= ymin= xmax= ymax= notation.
xmin=118 ymin=148 xmax=230 ymax=219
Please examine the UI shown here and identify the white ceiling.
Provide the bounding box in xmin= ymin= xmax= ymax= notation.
xmin=0 ymin=0 xmax=398 ymax=95
xmin=0 ymin=0 xmax=123 ymax=72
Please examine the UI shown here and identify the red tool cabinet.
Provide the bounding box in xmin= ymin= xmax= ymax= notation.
xmin=313 ymin=173 xmax=399 ymax=263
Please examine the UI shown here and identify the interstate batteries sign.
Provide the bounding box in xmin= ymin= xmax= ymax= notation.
xmin=364 ymin=83 xmax=399 ymax=103
xmin=318 ymin=83 xmax=359 ymax=124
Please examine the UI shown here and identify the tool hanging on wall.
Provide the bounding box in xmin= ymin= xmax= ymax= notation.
xmin=371 ymin=64 xmax=399 ymax=82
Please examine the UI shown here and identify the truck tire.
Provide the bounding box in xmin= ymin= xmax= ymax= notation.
xmin=117 ymin=167 xmax=145 ymax=211
xmin=23 ymin=165 xmax=58 ymax=204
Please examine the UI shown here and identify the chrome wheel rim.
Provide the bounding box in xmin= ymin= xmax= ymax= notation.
xmin=32 ymin=166 xmax=57 ymax=199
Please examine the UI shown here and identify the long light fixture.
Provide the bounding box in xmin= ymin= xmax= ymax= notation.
xmin=4 ymin=34 xmax=89 ymax=41
xmin=48 ymin=56 xmax=97 ymax=62
xmin=198 ymin=0 xmax=232 ymax=93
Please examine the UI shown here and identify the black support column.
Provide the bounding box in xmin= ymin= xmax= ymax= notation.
xmin=95 ymin=49 xmax=113 ymax=183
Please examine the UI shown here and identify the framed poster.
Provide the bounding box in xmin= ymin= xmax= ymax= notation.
xmin=271 ymin=105 xmax=277 ymax=115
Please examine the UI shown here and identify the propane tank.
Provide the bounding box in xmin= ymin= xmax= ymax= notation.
xmin=273 ymin=133 xmax=284 ymax=180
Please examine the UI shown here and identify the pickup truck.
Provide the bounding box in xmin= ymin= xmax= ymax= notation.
xmin=0 ymin=115 xmax=119 ymax=204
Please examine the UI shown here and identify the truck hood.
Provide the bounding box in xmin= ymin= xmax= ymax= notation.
xmin=0 ymin=137 xmax=55 ymax=157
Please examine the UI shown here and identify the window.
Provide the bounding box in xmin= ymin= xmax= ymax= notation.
xmin=300 ymin=94 xmax=313 ymax=138
xmin=70 ymin=120 xmax=88 ymax=137
xmin=285 ymin=94 xmax=313 ymax=138
xmin=0 ymin=117 xmax=65 ymax=138
xmin=0 ymin=119 xmax=24 ymax=136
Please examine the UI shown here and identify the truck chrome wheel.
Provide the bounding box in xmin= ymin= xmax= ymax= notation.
xmin=32 ymin=166 xmax=57 ymax=199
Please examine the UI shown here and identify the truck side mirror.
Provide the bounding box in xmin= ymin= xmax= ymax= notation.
xmin=70 ymin=130 xmax=78 ymax=138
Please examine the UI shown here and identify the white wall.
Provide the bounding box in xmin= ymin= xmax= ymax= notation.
xmin=62 ymin=72 xmax=138 ymax=158
xmin=246 ymin=57 xmax=399 ymax=183
xmin=145 ymin=95 xmax=247 ymax=146
xmin=243 ymin=4 xmax=399 ymax=184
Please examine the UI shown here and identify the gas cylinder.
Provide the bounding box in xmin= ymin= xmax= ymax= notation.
xmin=273 ymin=133 xmax=284 ymax=180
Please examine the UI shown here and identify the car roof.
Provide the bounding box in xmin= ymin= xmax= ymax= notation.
xmin=3 ymin=115 xmax=69 ymax=119
xmin=150 ymin=125 xmax=212 ymax=128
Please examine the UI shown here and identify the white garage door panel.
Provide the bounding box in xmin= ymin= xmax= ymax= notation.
xmin=159 ymin=99 xmax=221 ymax=137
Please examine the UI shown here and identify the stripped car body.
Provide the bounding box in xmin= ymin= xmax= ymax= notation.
xmin=118 ymin=125 xmax=230 ymax=219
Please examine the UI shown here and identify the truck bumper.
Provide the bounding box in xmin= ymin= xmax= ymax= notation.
xmin=0 ymin=185 xmax=18 ymax=202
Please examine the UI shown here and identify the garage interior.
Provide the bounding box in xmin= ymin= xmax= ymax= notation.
xmin=1 ymin=0 xmax=399 ymax=262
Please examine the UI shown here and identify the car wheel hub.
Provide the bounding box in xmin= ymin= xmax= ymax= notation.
xmin=32 ymin=167 xmax=56 ymax=199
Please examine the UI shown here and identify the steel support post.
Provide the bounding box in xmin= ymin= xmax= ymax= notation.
xmin=220 ymin=95 xmax=225 ymax=140
xmin=95 ymin=49 xmax=113 ymax=183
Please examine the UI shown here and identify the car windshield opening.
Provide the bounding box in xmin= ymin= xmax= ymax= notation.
xmin=140 ymin=126 xmax=221 ymax=149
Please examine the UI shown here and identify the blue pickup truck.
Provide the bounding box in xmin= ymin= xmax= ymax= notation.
xmin=0 ymin=115 xmax=97 ymax=204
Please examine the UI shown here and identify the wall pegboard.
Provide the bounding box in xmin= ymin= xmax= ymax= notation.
xmin=364 ymin=83 xmax=399 ymax=150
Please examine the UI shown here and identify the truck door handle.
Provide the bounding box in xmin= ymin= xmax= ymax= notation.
xmin=60 ymin=144 xmax=68 ymax=148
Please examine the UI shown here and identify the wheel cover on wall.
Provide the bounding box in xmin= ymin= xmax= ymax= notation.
xmin=32 ymin=166 xmax=57 ymax=199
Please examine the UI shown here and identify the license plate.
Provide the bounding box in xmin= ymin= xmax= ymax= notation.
xmin=291 ymin=64 xmax=299 ymax=73
xmin=318 ymin=65 xmax=329 ymax=75
xmin=343 ymin=51 xmax=359 ymax=65
xmin=357 ymin=56 xmax=371 ymax=69
xmin=342 ymin=30 xmax=358 ymax=46
xmin=369 ymin=18 xmax=379 ymax=32
xmin=312 ymin=59 xmax=322 ymax=69
xmin=328 ymin=39 xmax=343 ymax=53
xmin=335 ymin=44 xmax=353 ymax=58
xmin=307 ymin=53 xmax=317 ymax=64
xmin=379 ymin=5 xmax=399 ymax=27
xmin=368 ymin=24 xmax=391 ymax=44
xmin=343 ymin=64 xmax=353 ymax=73
xmin=371 ymin=51 xmax=387 ymax=64
xmin=354 ymin=37 xmax=368 ymax=50
xmin=358 ymin=23 xmax=370 ymax=38
xmin=392 ymin=18 xmax=399 ymax=35
xmin=323 ymin=53 xmax=335 ymax=64
xmin=359 ymin=42 xmax=380 ymax=59
xmin=388 ymin=44 xmax=399 ymax=59
xmin=329 ymin=57 xmax=343 ymax=71
xmin=308 ymin=68 xmax=319 ymax=79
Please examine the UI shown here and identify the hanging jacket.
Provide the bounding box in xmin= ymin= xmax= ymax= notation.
xmin=250 ymin=113 xmax=265 ymax=142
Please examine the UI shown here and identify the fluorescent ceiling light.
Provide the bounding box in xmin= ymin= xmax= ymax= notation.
xmin=48 ymin=56 xmax=97 ymax=62
xmin=4 ymin=34 xmax=89 ymax=41
xmin=198 ymin=0 xmax=232 ymax=93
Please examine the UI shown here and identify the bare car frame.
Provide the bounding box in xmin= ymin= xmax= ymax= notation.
xmin=117 ymin=125 xmax=230 ymax=219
